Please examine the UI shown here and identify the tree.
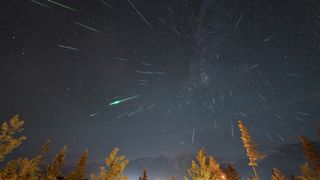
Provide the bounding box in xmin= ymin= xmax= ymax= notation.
xmin=142 ymin=169 xmax=147 ymax=180
xmin=46 ymin=146 xmax=67 ymax=180
xmin=271 ymin=168 xmax=286 ymax=180
xmin=209 ymin=156 xmax=227 ymax=179
xmin=91 ymin=147 xmax=129 ymax=180
xmin=186 ymin=148 xmax=213 ymax=180
xmin=186 ymin=148 xmax=226 ymax=180
xmin=224 ymin=164 xmax=240 ymax=180
xmin=0 ymin=157 xmax=41 ymax=180
xmin=0 ymin=140 xmax=49 ymax=180
xmin=238 ymin=120 xmax=265 ymax=180
xmin=66 ymin=149 xmax=88 ymax=180
xmin=0 ymin=115 xmax=26 ymax=162
xmin=300 ymin=162 xmax=318 ymax=180
xmin=299 ymin=136 xmax=320 ymax=174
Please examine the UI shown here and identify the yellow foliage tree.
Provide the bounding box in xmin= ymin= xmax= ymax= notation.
xmin=0 ymin=140 xmax=49 ymax=180
xmin=271 ymin=168 xmax=286 ymax=180
xmin=238 ymin=120 xmax=265 ymax=180
xmin=186 ymin=148 xmax=212 ymax=180
xmin=0 ymin=115 xmax=26 ymax=162
xmin=91 ymin=147 xmax=129 ymax=180
xmin=300 ymin=162 xmax=318 ymax=180
xmin=0 ymin=157 xmax=41 ymax=180
xmin=66 ymin=149 xmax=88 ymax=180
xmin=299 ymin=136 xmax=320 ymax=175
xmin=224 ymin=164 xmax=240 ymax=180
xmin=142 ymin=168 xmax=147 ymax=180
xmin=186 ymin=148 xmax=226 ymax=180
xmin=209 ymin=156 xmax=227 ymax=179
xmin=46 ymin=146 xmax=67 ymax=180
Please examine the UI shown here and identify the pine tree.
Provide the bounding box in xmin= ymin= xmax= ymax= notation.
xmin=300 ymin=162 xmax=318 ymax=180
xmin=238 ymin=120 xmax=265 ymax=180
xmin=46 ymin=146 xmax=67 ymax=180
xmin=224 ymin=164 xmax=240 ymax=180
xmin=0 ymin=140 xmax=49 ymax=180
xmin=186 ymin=148 xmax=226 ymax=180
xmin=0 ymin=114 xmax=26 ymax=162
xmin=209 ymin=156 xmax=227 ymax=179
xmin=186 ymin=148 xmax=212 ymax=180
xmin=142 ymin=168 xmax=147 ymax=180
xmin=91 ymin=147 xmax=129 ymax=180
xmin=299 ymin=136 xmax=320 ymax=175
xmin=66 ymin=149 xmax=88 ymax=180
xmin=271 ymin=168 xmax=286 ymax=180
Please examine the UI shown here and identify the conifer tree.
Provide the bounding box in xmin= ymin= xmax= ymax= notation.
xmin=0 ymin=114 xmax=26 ymax=162
xmin=271 ymin=168 xmax=286 ymax=180
xmin=0 ymin=140 xmax=49 ymax=180
xmin=300 ymin=162 xmax=318 ymax=180
xmin=224 ymin=164 xmax=240 ymax=180
xmin=66 ymin=149 xmax=88 ymax=180
xmin=238 ymin=120 xmax=265 ymax=180
xmin=142 ymin=168 xmax=147 ymax=180
xmin=209 ymin=156 xmax=227 ymax=179
xmin=46 ymin=146 xmax=67 ymax=180
xmin=186 ymin=148 xmax=226 ymax=180
xmin=299 ymin=136 xmax=320 ymax=174
xmin=186 ymin=148 xmax=212 ymax=180
xmin=91 ymin=147 xmax=129 ymax=180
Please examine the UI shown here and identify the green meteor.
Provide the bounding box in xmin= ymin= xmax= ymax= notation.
xmin=109 ymin=95 xmax=141 ymax=106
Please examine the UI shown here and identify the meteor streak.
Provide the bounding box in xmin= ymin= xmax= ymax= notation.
xmin=109 ymin=95 xmax=141 ymax=106
xmin=47 ymin=0 xmax=77 ymax=11
xmin=74 ymin=22 xmax=100 ymax=33
xmin=30 ymin=0 xmax=51 ymax=8
xmin=58 ymin=45 xmax=78 ymax=51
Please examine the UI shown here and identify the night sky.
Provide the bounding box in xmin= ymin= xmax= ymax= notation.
xmin=1 ymin=0 xmax=320 ymax=161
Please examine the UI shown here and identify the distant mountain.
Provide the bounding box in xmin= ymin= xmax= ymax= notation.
xmin=66 ymin=141 xmax=320 ymax=180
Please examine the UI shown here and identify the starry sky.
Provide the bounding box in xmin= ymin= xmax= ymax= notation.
xmin=0 ymin=0 xmax=320 ymax=161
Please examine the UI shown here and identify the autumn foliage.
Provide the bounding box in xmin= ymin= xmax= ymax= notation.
xmin=185 ymin=148 xmax=227 ymax=180
xmin=238 ymin=120 xmax=265 ymax=180
xmin=0 ymin=115 xmax=26 ymax=163
xmin=91 ymin=147 xmax=129 ymax=180
xmin=0 ymin=115 xmax=320 ymax=180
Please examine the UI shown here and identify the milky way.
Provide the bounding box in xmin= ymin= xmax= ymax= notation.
xmin=0 ymin=0 xmax=319 ymax=160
